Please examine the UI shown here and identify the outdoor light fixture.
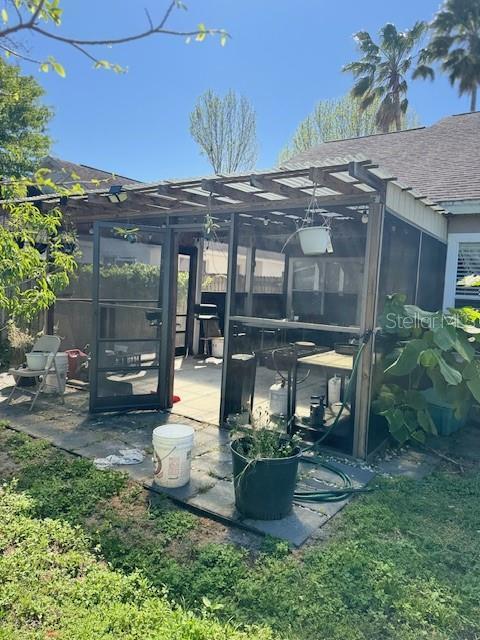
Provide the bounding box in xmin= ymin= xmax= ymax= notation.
xmin=107 ymin=185 xmax=128 ymax=204
xmin=361 ymin=213 xmax=369 ymax=224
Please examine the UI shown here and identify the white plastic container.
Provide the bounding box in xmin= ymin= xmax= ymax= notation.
xmin=44 ymin=352 xmax=68 ymax=394
xmin=211 ymin=337 xmax=224 ymax=358
xmin=269 ymin=382 xmax=288 ymax=416
xmin=328 ymin=374 xmax=342 ymax=406
xmin=26 ymin=352 xmax=49 ymax=370
xmin=152 ymin=424 xmax=195 ymax=488
xmin=297 ymin=226 xmax=332 ymax=255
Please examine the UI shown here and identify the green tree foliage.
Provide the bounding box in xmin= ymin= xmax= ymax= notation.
xmin=190 ymin=89 xmax=258 ymax=173
xmin=0 ymin=173 xmax=78 ymax=325
xmin=343 ymin=22 xmax=426 ymax=132
xmin=279 ymin=94 xmax=420 ymax=162
xmin=0 ymin=59 xmax=51 ymax=176
xmin=414 ymin=0 xmax=480 ymax=112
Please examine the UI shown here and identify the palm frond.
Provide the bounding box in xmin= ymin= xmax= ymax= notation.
xmin=342 ymin=61 xmax=376 ymax=76
xmin=413 ymin=64 xmax=435 ymax=80
xmin=353 ymin=31 xmax=380 ymax=56
xmin=351 ymin=76 xmax=375 ymax=98
xmin=381 ymin=23 xmax=400 ymax=50
xmin=406 ymin=20 xmax=427 ymax=45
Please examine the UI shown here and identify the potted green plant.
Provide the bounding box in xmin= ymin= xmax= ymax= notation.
xmin=229 ymin=412 xmax=301 ymax=520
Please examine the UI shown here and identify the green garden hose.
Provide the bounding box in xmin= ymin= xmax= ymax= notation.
xmin=293 ymin=335 xmax=373 ymax=503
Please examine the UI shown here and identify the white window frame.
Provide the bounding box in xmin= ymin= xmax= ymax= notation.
xmin=443 ymin=232 xmax=480 ymax=309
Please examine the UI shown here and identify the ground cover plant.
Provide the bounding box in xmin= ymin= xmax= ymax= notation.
xmin=0 ymin=424 xmax=479 ymax=640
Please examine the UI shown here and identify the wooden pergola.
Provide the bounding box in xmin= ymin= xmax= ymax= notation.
xmin=2 ymin=156 xmax=446 ymax=227
xmin=1 ymin=157 xmax=448 ymax=459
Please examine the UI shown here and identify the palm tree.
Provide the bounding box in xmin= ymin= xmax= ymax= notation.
xmin=414 ymin=0 xmax=480 ymax=112
xmin=343 ymin=22 xmax=426 ymax=132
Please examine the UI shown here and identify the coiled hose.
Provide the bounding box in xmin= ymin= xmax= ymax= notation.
xmin=293 ymin=335 xmax=373 ymax=503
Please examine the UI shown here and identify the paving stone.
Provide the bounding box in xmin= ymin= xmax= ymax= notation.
xmin=293 ymin=495 xmax=349 ymax=519
xmin=50 ymin=428 xmax=110 ymax=451
xmin=116 ymin=427 xmax=155 ymax=450
xmin=73 ymin=438 xmax=139 ymax=459
xmin=155 ymin=470 xmax=216 ymax=501
xmin=192 ymin=454 xmax=232 ymax=480
xmin=124 ymin=457 xmax=155 ymax=483
xmin=243 ymin=504 xmax=328 ymax=547
xmin=192 ymin=430 xmax=221 ymax=456
xmin=377 ymin=449 xmax=439 ymax=479
xmin=188 ymin=479 xmax=237 ymax=519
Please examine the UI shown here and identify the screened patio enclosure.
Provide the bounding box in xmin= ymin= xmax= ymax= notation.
xmin=43 ymin=157 xmax=448 ymax=459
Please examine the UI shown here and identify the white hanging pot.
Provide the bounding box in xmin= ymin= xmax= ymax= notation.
xmin=297 ymin=226 xmax=332 ymax=256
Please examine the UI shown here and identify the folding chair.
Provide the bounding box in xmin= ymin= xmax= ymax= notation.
xmin=7 ymin=335 xmax=63 ymax=411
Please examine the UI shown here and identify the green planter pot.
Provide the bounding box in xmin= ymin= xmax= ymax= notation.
xmin=422 ymin=388 xmax=467 ymax=436
xmin=231 ymin=438 xmax=301 ymax=520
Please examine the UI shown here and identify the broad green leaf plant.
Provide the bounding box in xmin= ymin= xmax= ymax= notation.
xmin=373 ymin=293 xmax=480 ymax=445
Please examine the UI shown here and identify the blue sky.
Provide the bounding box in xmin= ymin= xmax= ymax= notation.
xmin=20 ymin=0 xmax=470 ymax=182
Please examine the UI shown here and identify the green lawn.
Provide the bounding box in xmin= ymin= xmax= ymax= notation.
xmin=1 ymin=424 xmax=479 ymax=640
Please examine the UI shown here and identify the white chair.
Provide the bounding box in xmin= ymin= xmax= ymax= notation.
xmin=7 ymin=335 xmax=64 ymax=411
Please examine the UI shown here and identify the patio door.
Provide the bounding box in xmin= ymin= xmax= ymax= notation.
xmin=90 ymin=222 xmax=173 ymax=412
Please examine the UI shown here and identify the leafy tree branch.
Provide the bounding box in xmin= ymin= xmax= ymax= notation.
xmin=0 ymin=0 xmax=229 ymax=75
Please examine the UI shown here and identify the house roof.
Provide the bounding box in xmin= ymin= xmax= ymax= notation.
xmin=41 ymin=156 xmax=139 ymax=189
xmin=284 ymin=112 xmax=480 ymax=203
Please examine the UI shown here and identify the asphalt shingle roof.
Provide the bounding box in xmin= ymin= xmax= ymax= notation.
xmin=41 ymin=156 xmax=139 ymax=189
xmin=285 ymin=112 xmax=480 ymax=203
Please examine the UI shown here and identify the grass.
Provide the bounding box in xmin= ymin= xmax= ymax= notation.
xmin=1 ymin=423 xmax=480 ymax=640
xmin=0 ymin=486 xmax=271 ymax=640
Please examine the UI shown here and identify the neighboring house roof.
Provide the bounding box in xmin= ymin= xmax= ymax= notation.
xmin=285 ymin=112 xmax=480 ymax=203
xmin=41 ymin=156 xmax=140 ymax=189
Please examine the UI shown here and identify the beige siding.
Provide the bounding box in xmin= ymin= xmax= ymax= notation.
xmin=386 ymin=182 xmax=447 ymax=241
xmin=447 ymin=213 xmax=480 ymax=234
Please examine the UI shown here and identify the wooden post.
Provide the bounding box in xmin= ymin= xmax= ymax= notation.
xmin=158 ymin=227 xmax=177 ymax=409
xmin=219 ymin=214 xmax=238 ymax=426
xmin=353 ymin=199 xmax=385 ymax=459
xmin=244 ymin=233 xmax=256 ymax=317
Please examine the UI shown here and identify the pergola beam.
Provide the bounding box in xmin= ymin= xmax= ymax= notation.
xmin=70 ymin=191 xmax=377 ymax=224
xmin=249 ymin=174 xmax=298 ymax=199
xmin=201 ymin=179 xmax=265 ymax=204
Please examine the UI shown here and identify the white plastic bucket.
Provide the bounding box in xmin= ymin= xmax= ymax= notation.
xmin=297 ymin=226 xmax=332 ymax=255
xmin=211 ymin=337 xmax=224 ymax=358
xmin=26 ymin=352 xmax=49 ymax=370
xmin=152 ymin=424 xmax=195 ymax=488
xmin=269 ymin=382 xmax=288 ymax=416
xmin=44 ymin=353 xmax=68 ymax=394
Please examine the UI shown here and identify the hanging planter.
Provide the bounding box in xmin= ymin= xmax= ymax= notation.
xmin=282 ymin=180 xmax=333 ymax=256
xmin=297 ymin=225 xmax=332 ymax=255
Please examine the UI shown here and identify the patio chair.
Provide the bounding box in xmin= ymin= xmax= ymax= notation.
xmin=7 ymin=335 xmax=64 ymax=411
